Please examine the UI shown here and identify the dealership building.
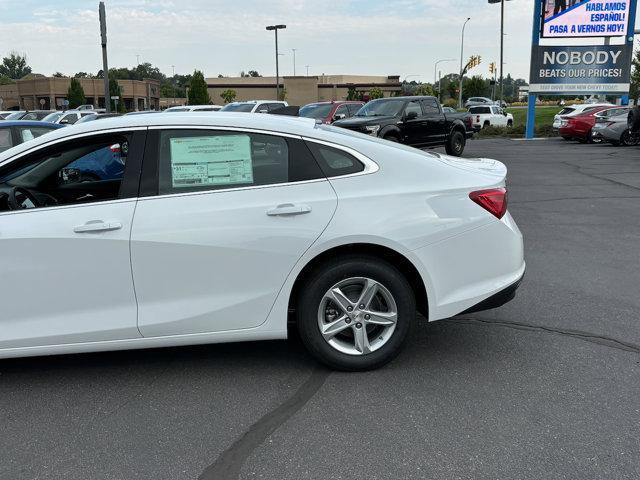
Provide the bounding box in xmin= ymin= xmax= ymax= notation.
xmin=0 ymin=76 xmax=161 ymax=111
xmin=206 ymin=74 xmax=402 ymax=106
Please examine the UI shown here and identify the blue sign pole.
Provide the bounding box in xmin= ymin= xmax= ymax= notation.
xmin=526 ymin=0 xmax=543 ymax=139
xmin=622 ymin=0 xmax=638 ymax=105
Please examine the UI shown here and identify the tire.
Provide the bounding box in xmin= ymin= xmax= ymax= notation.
xmin=483 ymin=121 xmax=490 ymax=129
xmin=507 ymin=120 xmax=513 ymax=128
xmin=628 ymin=107 xmax=640 ymax=132
xmin=296 ymin=255 xmax=416 ymax=371
xmin=384 ymin=134 xmax=399 ymax=143
xmin=561 ymin=136 xmax=572 ymax=141
xmin=445 ymin=130 xmax=466 ymax=156
xmin=621 ymin=129 xmax=634 ymax=146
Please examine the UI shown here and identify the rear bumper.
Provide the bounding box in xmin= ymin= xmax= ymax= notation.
xmin=460 ymin=273 xmax=523 ymax=315
xmin=412 ymin=212 xmax=525 ymax=321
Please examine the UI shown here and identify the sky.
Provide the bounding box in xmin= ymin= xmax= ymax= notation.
xmin=0 ymin=0 xmax=638 ymax=83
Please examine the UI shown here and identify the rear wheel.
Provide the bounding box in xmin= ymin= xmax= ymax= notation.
xmin=384 ymin=134 xmax=399 ymax=143
xmin=296 ymin=256 xmax=415 ymax=371
xmin=445 ymin=130 xmax=466 ymax=156
xmin=507 ymin=120 xmax=513 ymax=128
xmin=562 ymin=136 xmax=572 ymax=141
xmin=621 ymin=129 xmax=634 ymax=146
xmin=483 ymin=121 xmax=490 ymax=129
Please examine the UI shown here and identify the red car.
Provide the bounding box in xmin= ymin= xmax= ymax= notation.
xmin=299 ymin=101 xmax=364 ymax=124
xmin=559 ymin=106 xmax=611 ymax=142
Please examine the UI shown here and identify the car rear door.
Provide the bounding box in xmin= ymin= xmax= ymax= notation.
xmin=0 ymin=129 xmax=145 ymax=349
xmin=420 ymin=98 xmax=447 ymax=145
xmin=131 ymin=127 xmax=337 ymax=337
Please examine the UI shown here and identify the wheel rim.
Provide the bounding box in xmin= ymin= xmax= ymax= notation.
xmin=454 ymin=134 xmax=463 ymax=153
xmin=317 ymin=277 xmax=398 ymax=356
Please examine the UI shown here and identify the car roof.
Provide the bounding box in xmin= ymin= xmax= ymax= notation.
xmin=0 ymin=112 xmax=318 ymax=164
xmin=0 ymin=120 xmax=64 ymax=128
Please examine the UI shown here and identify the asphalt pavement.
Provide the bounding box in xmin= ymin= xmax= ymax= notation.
xmin=1 ymin=137 xmax=639 ymax=480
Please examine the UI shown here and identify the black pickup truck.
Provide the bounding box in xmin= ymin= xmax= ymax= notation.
xmin=332 ymin=96 xmax=473 ymax=156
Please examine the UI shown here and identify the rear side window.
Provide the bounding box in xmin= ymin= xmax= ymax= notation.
xmin=421 ymin=98 xmax=440 ymax=115
xmin=0 ymin=128 xmax=14 ymax=153
xmin=18 ymin=127 xmax=54 ymax=142
xmin=156 ymin=130 xmax=324 ymax=195
xmin=306 ymin=141 xmax=364 ymax=177
xmin=469 ymin=106 xmax=491 ymax=114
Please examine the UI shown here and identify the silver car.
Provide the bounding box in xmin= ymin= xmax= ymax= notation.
xmin=591 ymin=108 xmax=635 ymax=145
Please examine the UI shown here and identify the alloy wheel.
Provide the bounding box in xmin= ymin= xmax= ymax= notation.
xmin=317 ymin=277 xmax=398 ymax=356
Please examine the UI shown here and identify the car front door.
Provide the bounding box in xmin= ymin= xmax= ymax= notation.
xmin=131 ymin=127 xmax=337 ymax=337
xmin=401 ymin=100 xmax=427 ymax=146
xmin=0 ymin=130 xmax=145 ymax=349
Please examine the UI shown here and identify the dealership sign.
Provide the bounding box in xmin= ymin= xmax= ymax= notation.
xmin=529 ymin=45 xmax=632 ymax=93
xmin=542 ymin=0 xmax=631 ymax=38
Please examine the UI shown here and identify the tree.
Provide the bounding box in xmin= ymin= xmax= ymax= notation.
xmin=52 ymin=72 xmax=66 ymax=78
xmin=369 ymin=87 xmax=384 ymax=99
xmin=278 ymin=88 xmax=287 ymax=101
xmin=0 ymin=75 xmax=14 ymax=85
xmin=463 ymin=75 xmax=489 ymax=99
xmin=108 ymin=73 xmax=125 ymax=112
xmin=67 ymin=78 xmax=86 ymax=108
xmin=74 ymin=72 xmax=92 ymax=78
xmin=630 ymin=45 xmax=640 ymax=102
xmin=220 ymin=89 xmax=237 ymax=104
xmin=0 ymin=52 xmax=32 ymax=79
xmin=248 ymin=70 xmax=261 ymax=77
xmin=188 ymin=70 xmax=210 ymax=105
xmin=413 ymin=84 xmax=435 ymax=96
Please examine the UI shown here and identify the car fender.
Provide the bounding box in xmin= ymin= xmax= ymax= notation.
xmin=260 ymin=234 xmax=437 ymax=333
xmin=379 ymin=124 xmax=401 ymax=139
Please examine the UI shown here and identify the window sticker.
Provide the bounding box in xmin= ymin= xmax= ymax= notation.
xmin=169 ymin=135 xmax=253 ymax=187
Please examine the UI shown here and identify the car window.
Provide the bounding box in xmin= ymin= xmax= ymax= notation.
xmin=266 ymin=103 xmax=285 ymax=112
xmin=192 ymin=107 xmax=216 ymax=111
xmin=62 ymin=113 xmax=79 ymax=124
xmin=300 ymin=103 xmax=334 ymax=120
xmin=0 ymin=129 xmax=14 ymax=153
xmin=21 ymin=113 xmax=39 ymax=121
xmin=347 ymin=103 xmax=363 ymax=116
xmin=469 ymin=106 xmax=491 ymax=114
xmin=404 ymin=101 xmax=422 ymax=117
xmin=558 ymin=108 xmax=575 ymax=115
xmin=156 ymin=130 xmax=324 ymax=195
xmin=0 ymin=133 xmax=133 ymax=210
xmin=334 ymin=105 xmax=349 ymax=118
xmin=18 ymin=127 xmax=54 ymax=143
xmin=306 ymin=141 xmax=364 ymax=177
xmin=421 ymin=99 xmax=440 ymax=115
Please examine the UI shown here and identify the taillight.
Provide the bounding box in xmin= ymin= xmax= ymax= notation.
xmin=469 ymin=188 xmax=508 ymax=219
xmin=476 ymin=115 xmax=480 ymax=123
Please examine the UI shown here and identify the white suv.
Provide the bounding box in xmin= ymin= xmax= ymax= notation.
xmin=220 ymin=100 xmax=288 ymax=113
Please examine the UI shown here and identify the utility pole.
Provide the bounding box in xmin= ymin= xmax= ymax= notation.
xmin=136 ymin=54 xmax=140 ymax=66
xmin=266 ymin=25 xmax=286 ymax=100
xmin=171 ymin=65 xmax=175 ymax=108
xmin=458 ymin=17 xmax=471 ymax=109
xmin=99 ymin=2 xmax=110 ymax=113
xmin=499 ymin=0 xmax=505 ymax=105
xmin=305 ymin=65 xmax=310 ymax=76
xmin=292 ymin=49 xmax=297 ymax=75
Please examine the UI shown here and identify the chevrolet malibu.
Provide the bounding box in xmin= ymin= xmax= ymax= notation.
xmin=0 ymin=113 xmax=524 ymax=370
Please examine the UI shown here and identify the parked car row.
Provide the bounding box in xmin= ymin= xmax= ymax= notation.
xmin=556 ymin=103 xmax=639 ymax=146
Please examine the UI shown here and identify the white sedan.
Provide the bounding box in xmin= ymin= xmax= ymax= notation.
xmin=0 ymin=113 xmax=524 ymax=370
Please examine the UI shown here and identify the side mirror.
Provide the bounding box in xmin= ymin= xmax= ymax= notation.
xmin=258 ymin=109 xmax=268 ymax=114
xmin=333 ymin=113 xmax=346 ymax=121
xmin=60 ymin=118 xmax=70 ymax=125
xmin=405 ymin=111 xmax=418 ymax=121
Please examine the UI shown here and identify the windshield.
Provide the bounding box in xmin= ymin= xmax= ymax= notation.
xmin=356 ymin=99 xmax=405 ymax=117
xmin=220 ymin=103 xmax=255 ymax=112
xmin=299 ymin=103 xmax=334 ymax=119
xmin=5 ymin=112 xmax=25 ymax=120
xmin=42 ymin=112 xmax=64 ymax=123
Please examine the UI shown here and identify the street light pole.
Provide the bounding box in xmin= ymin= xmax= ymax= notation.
xmin=458 ymin=17 xmax=471 ymax=109
xmin=434 ymin=58 xmax=456 ymax=102
xmin=266 ymin=24 xmax=287 ymax=100
xmin=292 ymin=49 xmax=296 ymax=75
xmin=305 ymin=65 xmax=310 ymax=76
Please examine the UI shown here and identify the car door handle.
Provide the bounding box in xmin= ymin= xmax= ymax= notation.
xmin=73 ymin=220 xmax=122 ymax=233
xmin=266 ymin=203 xmax=312 ymax=216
